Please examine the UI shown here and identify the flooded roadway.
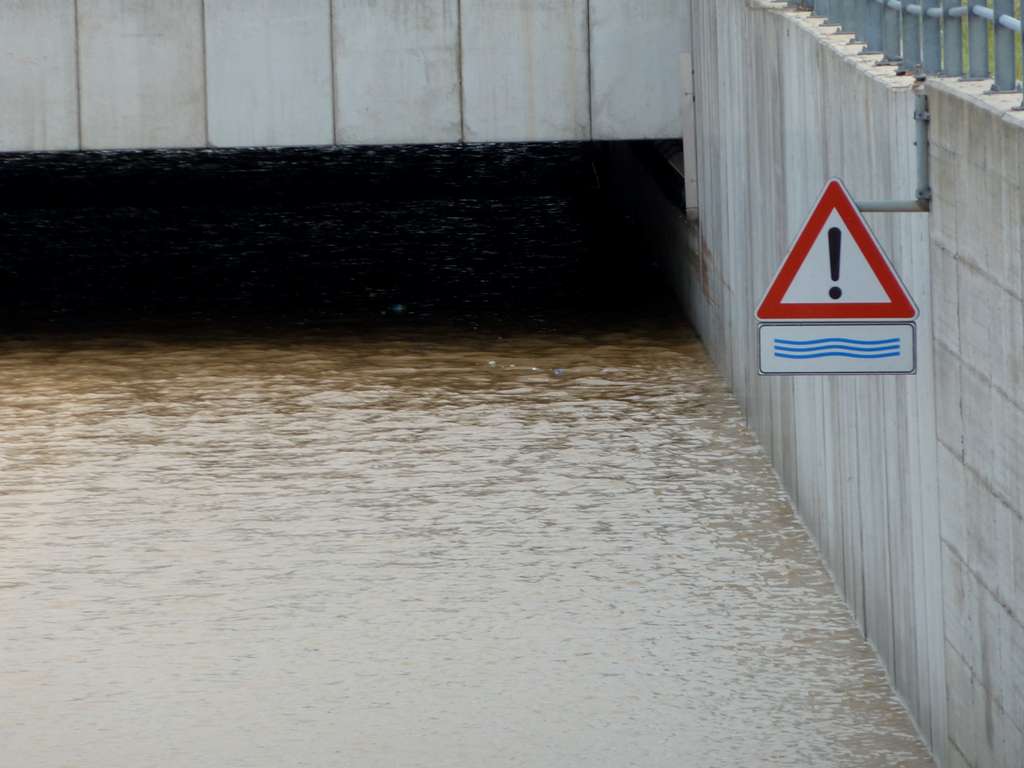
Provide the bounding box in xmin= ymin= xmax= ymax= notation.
xmin=0 ymin=147 xmax=933 ymax=767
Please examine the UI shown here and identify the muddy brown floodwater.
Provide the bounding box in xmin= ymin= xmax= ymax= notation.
xmin=0 ymin=145 xmax=932 ymax=766
xmin=0 ymin=323 xmax=933 ymax=767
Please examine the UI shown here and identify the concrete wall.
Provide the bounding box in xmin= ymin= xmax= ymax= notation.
xmin=0 ymin=0 xmax=79 ymax=151
xmin=333 ymin=0 xmax=461 ymax=145
xmin=460 ymin=0 xmax=590 ymax=142
xmin=928 ymin=80 xmax=1024 ymax=768
xmin=0 ymin=0 xmax=691 ymax=151
xmin=685 ymin=3 xmax=1024 ymax=766
xmin=590 ymin=0 xmax=690 ymax=140
xmin=77 ymin=0 xmax=207 ymax=149
xmin=689 ymin=0 xmax=941 ymax=754
xmin=205 ymin=0 xmax=334 ymax=147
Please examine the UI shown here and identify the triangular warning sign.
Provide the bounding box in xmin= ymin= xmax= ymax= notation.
xmin=756 ymin=179 xmax=918 ymax=321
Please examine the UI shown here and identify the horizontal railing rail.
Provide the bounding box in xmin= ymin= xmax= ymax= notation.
xmin=785 ymin=0 xmax=1023 ymax=104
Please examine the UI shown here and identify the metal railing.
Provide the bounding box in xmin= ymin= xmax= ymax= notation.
xmin=785 ymin=1 xmax=1023 ymax=102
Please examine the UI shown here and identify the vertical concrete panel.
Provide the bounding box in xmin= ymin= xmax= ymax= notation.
xmin=934 ymin=342 xmax=964 ymax=456
xmin=589 ymin=0 xmax=687 ymax=140
xmin=205 ymin=0 xmax=333 ymax=147
xmin=460 ymin=0 xmax=589 ymax=142
xmin=689 ymin=2 xmax=952 ymax=758
xmin=77 ymin=0 xmax=205 ymax=149
xmin=931 ymin=242 xmax=961 ymax=355
xmin=928 ymin=85 xmax=1024 ymax=756
xmin=956 ymin=261 xmax=1024 ymax=400
xmin=333 ymin=0 xmax=460 ymax=145
xmin=0 ymin=0 xmax=79 ymax=151
xmin=691 ymin=4 xmax=1024 ymax=758
xmin=680 ymin=51 xmax=698 ymax=215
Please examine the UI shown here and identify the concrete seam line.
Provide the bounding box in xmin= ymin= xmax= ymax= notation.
xmin=328 ymin=0 xmax=339 ymax=145
xmin=73 ymin=0 xmax=83 ymax=150
xmin=200 ymin=0 xmax=210 ymax=148
xmin=456 ymin=0 xmax=465 ymax=143
xmin=585 ymin=0 xmax=593 ymax=141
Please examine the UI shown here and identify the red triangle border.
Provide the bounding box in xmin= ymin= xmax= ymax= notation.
xmin=756 ymin=179 xmax=918 ymax=321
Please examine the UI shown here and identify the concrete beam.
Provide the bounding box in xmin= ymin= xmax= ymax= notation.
xmin=1 ymin=0 xmax=692 ymax=151
xmin=205 ymin=0 xmax=334 ymax=148
xmin=460 ymin=0 xmax=590 ymax=143
xmin=0 ymin=0 xmax=79 ymax=151
xmin=77 ymin=0 xmax=205 ymax=150
xmin=590 ymin=0 xmax=689 ymax=140
xmin=333 ymin=0 xmax=461 ymax=145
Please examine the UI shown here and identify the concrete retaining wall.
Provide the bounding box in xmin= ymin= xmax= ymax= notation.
xmin=928 ymin=80 xmax=1024 ymax=768
xmin=590 ymin=0 xmax=689 ymax=141
xmin=0 ymin=0 xmax=690 ymax=151
xmin=686 ymin=3 xmax=1024 ymax=765
xmin=461 ymin=0 xmax=590 ymax=142
xmin=77 ymin=0 xmax=207 ymax=150
xmin=333 ymin=0 xmax=462 ymax=145
xmin=205 ymin=0 xmax=335 ymax=148
xmin=0 ymin=0 xmax=79 ymax=151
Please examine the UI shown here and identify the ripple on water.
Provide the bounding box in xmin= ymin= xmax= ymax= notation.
xmin=0 ymin=325 xmax=932 ymax=768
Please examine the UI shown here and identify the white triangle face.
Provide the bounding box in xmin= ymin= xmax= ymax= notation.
xmin=780 ymin=211 xmax=889 ymax=305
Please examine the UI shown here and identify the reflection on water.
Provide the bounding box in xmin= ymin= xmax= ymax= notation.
xmin=0 ymin=146 xmax=932 ymax=767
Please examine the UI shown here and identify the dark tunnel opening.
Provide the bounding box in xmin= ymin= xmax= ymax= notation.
xmin=0 ymin=142 xmax=687 ymax=335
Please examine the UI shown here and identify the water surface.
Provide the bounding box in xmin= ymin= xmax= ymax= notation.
xmin=0 ymin=325 xmax=932 ymax=767
xmin=0 ymin=145 xmax=932 ymax=766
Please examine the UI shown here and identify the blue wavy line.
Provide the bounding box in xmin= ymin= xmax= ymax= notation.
xmin=774 ymin=337 xmax=901 ymax=346
xmin=775 ymin=344 xmax=901 ymax=354
xmin=774 ymin=351 xmax=902 ymax=360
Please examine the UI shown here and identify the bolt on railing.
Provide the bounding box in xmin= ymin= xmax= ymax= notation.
xmin=785 ymin=0 xmax=1024 ymax=103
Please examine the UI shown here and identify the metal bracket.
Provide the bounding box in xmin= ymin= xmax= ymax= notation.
xmin=856 ymin=83 xmax=932 ymax=214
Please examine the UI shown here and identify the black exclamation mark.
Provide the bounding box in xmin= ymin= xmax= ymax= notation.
xmin=828 ymin=227 xmax=843 ymax=300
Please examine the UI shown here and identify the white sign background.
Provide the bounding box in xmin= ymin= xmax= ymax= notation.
xmin=780 ymin=211 xmax=889 ymax=305
xmin=759 ymin=323 xmax=917 ymax=376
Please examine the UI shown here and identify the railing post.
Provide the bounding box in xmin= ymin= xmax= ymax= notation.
xmin=942 ymin=0 xmax=965 ymax=75
xmin=848 ymin=0 xmax=864 ymax=38
xmin=830 ymin=0 xmax=842 ymax=27
xmin=865 ymin=0 xmax=885 ymax=51
xmin=883 ymin=0 xmax=903 ymax=60
xmin=902 ymin=2 xmax=923 ymax=70
xmin=967 ymin=2 xmax=990 ymax=79
xmin=992 ymin=0 xmax=1016 ymax=91
xmin=922 ymin=0 xmax=942 ymax=72
xmin=835 ymin=0 xmax=850 ymax=32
